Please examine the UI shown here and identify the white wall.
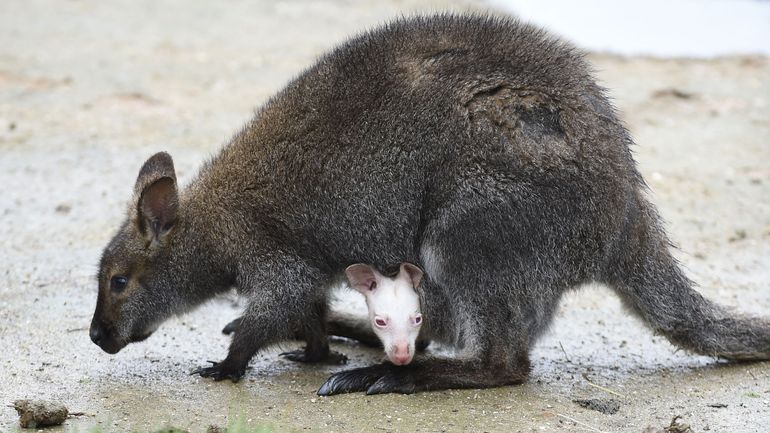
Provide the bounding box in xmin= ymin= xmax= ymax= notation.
xmin=486 ymin=0 xmax=770 ymax=57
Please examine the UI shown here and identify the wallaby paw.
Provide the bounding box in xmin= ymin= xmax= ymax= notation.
xmin=365 ymin=371 xmax=416 ymax=395
xmin=279 ymin=349 xmax=349 ymax=365
xmin=317 ymin=363 xmax=400 ymax=396
xmin=191 ymin=360 xmax=246 ymax=382
xmin=221 ymin=318 xmax=241 ymax=335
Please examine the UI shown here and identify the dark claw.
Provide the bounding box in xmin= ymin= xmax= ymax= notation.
xmin=317 ymin=364 xmax=393 ymax=396
xmin=366 ymin=373 xmax=416 ymax=395
xmin=189 ymin=359 xmax=219 ymax=374
xmin=191 ymin=360 xmax=246 ymax=382
xmin=280 ymin=349 xmax=348 ymax=365
xmin=318 ymin=371 xmax=372 ymax=395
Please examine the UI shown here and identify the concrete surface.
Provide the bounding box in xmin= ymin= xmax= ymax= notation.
xmin=1 ymin=1 xmax=768 ymax=432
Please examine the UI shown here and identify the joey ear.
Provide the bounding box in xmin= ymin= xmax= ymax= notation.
xmin=345 ymin=264 xmax=380 ymax=294
xmin=134 ymin=152 xmax=178 ymax=242
xmin=399 ymin=262 xmax=423 ymax=289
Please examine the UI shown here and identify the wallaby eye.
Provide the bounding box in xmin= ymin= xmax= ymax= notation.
xmin=374 ymin=317 xmax=387 ymax=328
xmin=110 ymin=276 xmax=128 ymax=293
xmin=414 ymin=314 xmax=422 ymax=326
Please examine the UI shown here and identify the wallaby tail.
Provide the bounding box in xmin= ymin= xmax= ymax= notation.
xmin=605 ymin=198 xmax=770 ymax=361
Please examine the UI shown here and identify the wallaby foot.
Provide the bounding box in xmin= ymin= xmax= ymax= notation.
xmin=191 ymin=359 xmax=248 ymax=382
xmin=317 ymin=356 xmax=529 ymax=395
xmin=221 ymin=318 xmax=241 ymax=335
xmin=318 ymin=362 xmax=401 ymax=395
xmin=280 ymin=348 xmax=349 ymax=365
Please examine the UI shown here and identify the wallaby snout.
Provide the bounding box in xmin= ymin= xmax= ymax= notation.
xmin=390 ymin=342 xmax=412 ymax=365
xmin=89 ymin=319 xmax=122 ymax=354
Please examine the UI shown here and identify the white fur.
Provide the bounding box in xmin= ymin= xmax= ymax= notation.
xmin=420 ymin=243 xmax=443 ymax=284
xmin=346 ymin=264 xmax=422 ymax=365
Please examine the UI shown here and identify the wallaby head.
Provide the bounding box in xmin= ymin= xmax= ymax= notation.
xmin=90 ymin=152 xmax=189 ymax=354
xmin=345 ymin=263 xmax=423 ymax=365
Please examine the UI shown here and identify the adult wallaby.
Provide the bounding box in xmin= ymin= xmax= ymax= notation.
xmin=89 ymin=14 xmax=770 ymax=395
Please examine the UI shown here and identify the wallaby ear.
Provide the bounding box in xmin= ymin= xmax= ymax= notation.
xmin=345 ymin=264 xmax=380 ymax=294
xmin=134 ymin=152 xmax=178 ymax=242
xmin=399 ymin=262 xmax=423 ymax=289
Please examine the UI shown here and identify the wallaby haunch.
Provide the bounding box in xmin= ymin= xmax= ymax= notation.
xmin=345 ymin=263 xmax=424 ymax=365
xmin=89 ymin=14 xmax=770 ymax=395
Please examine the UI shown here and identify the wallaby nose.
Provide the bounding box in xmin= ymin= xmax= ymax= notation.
xmin=90 ymin=323 xmax=103 ymax=345
xmin=391 ymin=343 xmax=411 ymax=365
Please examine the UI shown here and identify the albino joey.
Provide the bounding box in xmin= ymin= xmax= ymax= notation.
xmin=345 ymin=263 xmax=424 ymax=365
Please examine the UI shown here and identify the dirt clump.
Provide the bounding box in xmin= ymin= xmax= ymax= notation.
xmin=12 ymin=399 xmax=68 ymax=428
xmin=573 ymin=398 xmax=622 ymax=414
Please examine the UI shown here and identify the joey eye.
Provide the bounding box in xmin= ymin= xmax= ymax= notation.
xmin=374 ymin=317 xmax=387 ymax=328
xmin=414 ymin=314 xmax=422 ymax=326
xmin=110 ymin=276 xmax=128 ymax=293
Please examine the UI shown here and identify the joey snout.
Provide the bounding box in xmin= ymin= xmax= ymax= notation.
xmin=388 ymin=342 xmax=413 ymax=365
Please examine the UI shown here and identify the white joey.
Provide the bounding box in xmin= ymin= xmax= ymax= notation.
xmin=345 ymin=263 xmax=424 ymax=365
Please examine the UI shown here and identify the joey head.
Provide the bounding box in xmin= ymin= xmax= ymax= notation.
xmin=345 ymin=263 xmax=424 ymax=365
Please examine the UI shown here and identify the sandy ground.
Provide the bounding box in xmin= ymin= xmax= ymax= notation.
xmin=1 ymin=1 xmax=769 ymax=432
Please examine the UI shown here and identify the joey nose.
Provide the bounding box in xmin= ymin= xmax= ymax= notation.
xmin=392 ymin=343 xmax=411 ymax=365
xmin=393 ymin=353 xmax=411 ymax=365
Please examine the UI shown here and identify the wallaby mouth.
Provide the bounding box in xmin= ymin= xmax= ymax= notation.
xmin=90 ymin=320 xmax=122 ymax=354
xmin=92 ymin=334 xmax=126 ymax=354
xmin=90 ymin=320 xmax=154 ymax=354
xmin=91 ymin=330 xmax=153 ymax=354
xmin=130 ymin=330 xmax=153 ymax=343
xmin=100 ymin=342 xmax=123 ymax=354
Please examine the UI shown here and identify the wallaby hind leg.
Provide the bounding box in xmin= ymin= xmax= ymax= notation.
xmin=280 ymin=297 xmax=348 ymax=365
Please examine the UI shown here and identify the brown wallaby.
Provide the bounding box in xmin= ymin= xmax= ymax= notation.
xmin=89 ymin=13 xmax=770 ymax=395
